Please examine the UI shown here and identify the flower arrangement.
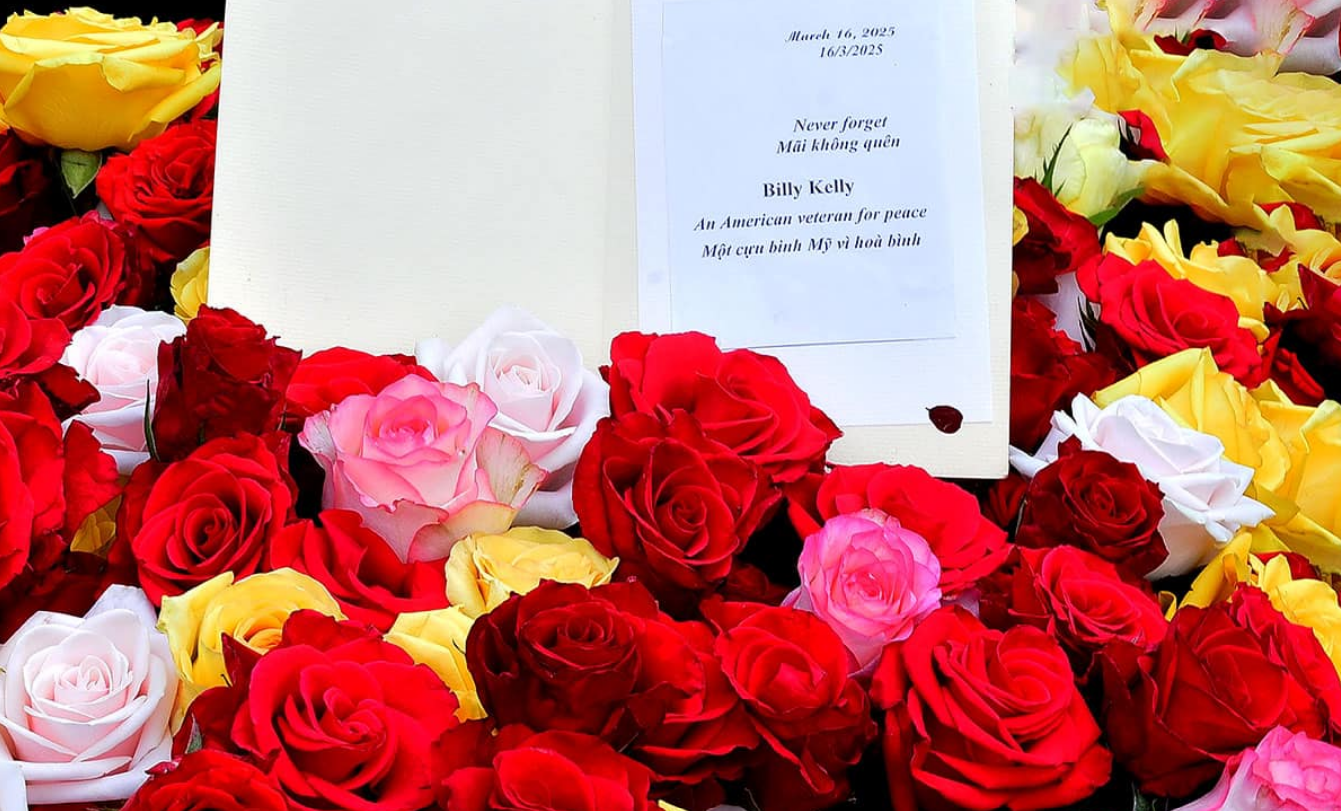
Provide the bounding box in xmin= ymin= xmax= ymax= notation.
xmin=0 ymin=4 xmax=1338 ymax=811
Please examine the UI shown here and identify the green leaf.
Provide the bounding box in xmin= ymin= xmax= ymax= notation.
xmin=184 ymin=718 xmax=204 ymax=754
xmin=1089 ymin=186 xmax=1146 ymax=229
xmin=59 ymin=149 xmax=103 ymax=199
xmin=1040 ymin=124 xmax=1075 ymax=195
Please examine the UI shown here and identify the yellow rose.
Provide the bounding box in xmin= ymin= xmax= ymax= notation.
xmin=1096 ymin=350 xmax=1341 ymax=573
xmin=385 ymin=607 xmax=484 ymax=721
xmin=1063 ymin=27 xmax=1341 ymax=230
xmin=157 ymin=569 xmax=344 ymax=708
xmin=171 ymin=245 xmax=209 ymax=321
xmin=1012 ymin=206 xmax=1028 ymax=247
xmin=0 ymin=8 xmax=221 ymax=151
xmin=1013 ymin=108 xmax=1146 ymax=218
xmin=445 ymin=527 xmax=618 ymax=618
xmin=1104 ymin=220 xmax=1300 ymax=325
xmin=69 ymin=496 xmax=118 ymax=556
xmin=1236 ymin=205 xmax=1341 ymax=285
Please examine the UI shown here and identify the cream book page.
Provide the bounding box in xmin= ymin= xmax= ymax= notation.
xmin=210 ymin=0 xmax=1011 ymax=477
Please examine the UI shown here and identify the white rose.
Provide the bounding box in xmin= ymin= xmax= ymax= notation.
xmin=416 ymin=307 xmax=608 ymax=528
xmin=1130 ymin=0 xmax=1341 ymax=76
xmin=60 ymin=306 xmax=186 ymax=474
xmin=0 ymin=586 xmax=178 ymax=806
xmin=1010 ymin=394 xmax=1275 ymax=579
xmin=0 ymin=761 xmax=24 ymax=811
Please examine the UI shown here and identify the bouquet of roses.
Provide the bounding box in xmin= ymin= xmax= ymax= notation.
xmin=0 ymin=3 xmax=1340 ymax=811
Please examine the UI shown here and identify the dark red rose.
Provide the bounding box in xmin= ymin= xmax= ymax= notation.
xmin=96 ymin=119 xmax=215 ymax=265
xmin=789 ymin=463 xmax=1010 ymax=597
xmin=268 ymin=509 xmax=448 ymax=630
xmin=1256 ymin=550 xmax=1321 ymax=581
xmin=0 ymin=298 xmax=68 ymax=381
xmin=1265 ymin=269 xmax=1341 ymax=404
xmin=1155 ymin=29 xmax=1229 ymax=54
xmin=123 ymin=750 xmax=287 ymax=811
xmin=704 ymin=601 xmax=875 ymax=811
xmin=1013 ymin=177 xmax=1103 ymax=295
xmin=467 ymin=581 xmax=706 ymax=746
xmin=1079 ymin=254 xmax=1264 ymax=384
xmin=0 ymin=212 xmax=130 ymax=331
xmin=872 ymin=607 xmax=1112 ymax=811
xmin=118 ymin=434 xmax=294 ymax=605
xmin=0 ymin=130 xmax=63 ymax=254
xmin=152 ymin=306 xmax=301 ymax=460
xmin=984 ymin=546 xmax=1167 ymax=670
xmin=284 ymin=346 xmax=432 ymax=423
xmin=979 ymin=470 xmax=1028 ymax=531
xmin=435 ymin=723 xmax=656 ymax=811
xmin=1010 ymin=297 xmax=1116 ymax=451
xmin=574 ymin=411 xmax=777 ymax=611
xmin=188 ymin=611 xmax=459 ymax=811
xmin=1016 ymin=439 xmax=1167 ymax=577
xmin=1100 ymin=586 xmax=1341 ymax=796
xmin=1118 ymin=110 xmax=1170 ymax=162
xmin=605 ymin=331 xmax=839 ymax=485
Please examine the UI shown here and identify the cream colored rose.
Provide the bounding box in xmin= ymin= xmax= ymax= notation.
xmin=157 ymin=569 xmax=344 ymax=709
xmin=445 ymin=527 xmax=617 ymax=618
xmin=385 ymin=607 xmax=483 ymax=721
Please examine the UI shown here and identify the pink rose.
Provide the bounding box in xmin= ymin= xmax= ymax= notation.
xmin=1174 ymin=726 xmax=1341 ymax=811
xmin=299 ymin=374 xmax=546 ymax=563
xmin=784 ymin=509 xmax=941 ymax=675
xmin=0 ymin=586 xmax=177 ymax=806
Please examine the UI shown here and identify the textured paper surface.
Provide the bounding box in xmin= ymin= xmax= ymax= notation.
xmin=211 ymin=0 xmax=1012 ymax=477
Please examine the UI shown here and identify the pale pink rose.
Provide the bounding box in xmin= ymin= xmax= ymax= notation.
xmin=1134 ymin=0 xmax=1341 ymax=75
xmin=784 ymin=509 xmax=942 ymax=676
xmin=0 ymin=586 xmax=177 ymax=806
xmin=60 ymin=306 xmax=186 ymax=474
xmin=1174 ymin=726 xmax=1341 ymax=811
xmin=299 ymin=374 xmax=547 ymax=563
xmin=415 ymin=307 xmax=608 ymax=529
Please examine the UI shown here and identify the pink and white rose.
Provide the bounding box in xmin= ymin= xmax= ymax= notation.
xmin=0 ymin=586 xmax=177 ymax=806
xmin=1132 ymin=0 xmax=1341 ymax=75
xmin=1173 ymin=726 xmax=1341 ymax=811
xmin=784 ymin=509 xmax=942 ymax=675
xmin=60 ymin=306 xmax=186 ymax=473
xmin=299 ymin=374 xmax=546 ymax=563
xmin=415 ymin=307 xmax=608 ymax=528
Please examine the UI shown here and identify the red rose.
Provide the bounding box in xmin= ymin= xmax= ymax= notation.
xmin=152 ymin=306 xmax=301 ymax=460
xmin=435 ymin=724 xmax=656 ymax=811
xmin=1079 ymin=255 xmax=1264 ymax=384
xmin=123 ymin=750 xmax=287 ymax=811
xmin=1013 ymin=177 xmax=1102 ymax=295
xmin=0 ymin=384 xmax=121 ymax=632
xmin=1154 ymin=29 xmax=1229 ymax=55
xmin=0 ymin=212 xmax=130 ymax=331
xmin=605 ymin=331 xmax=839 ymax=485
xmin=1117 ymin=110 xmax=1169 ymax=162
xmin=118 ymin=434 xmax=294 ymax=605
xmin=789 ymin=463 xmax=1010 ymax=597
xmin=979 ymin=470 xmax=1028 ymax=530
xmin=1265 ymin=269 xmax=1341 ymax=404
xmin=189 ymin=611 xmax=459 ymax=811
xmin=268 ymin=509 xmax=448 ymax=630
xmin=0 ymin=130 xmax=63 ymax=254
xmin=1101 ymin=586 xmax=1341 ymax=796
xmin=285 ymin=346 xmax=432 ymax=423
xmin=985 ymin=546 xmax=1167 ymax=669
xmin=467 ymin=581 xmax=706 ymax=746
xmin=97 ymin=119 xmax=216 ymax=265
xmin=1010 ymin=297 xmax=1116 ymax=451
xmin=705 ymin=601 xmax=875 ymax=811
xmin=873 ymin=607 xmax=1112 ymax=811
xmin=574 ymin=411 xmax=778 ymax=611
xmin=0 ymin=298 xmax=68 ymax=381
xmin=1016 ymin=439 xmax=1167 ymax=577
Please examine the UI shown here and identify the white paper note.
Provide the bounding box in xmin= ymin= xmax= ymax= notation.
xmin=634 ymin=0 xmax=994 ymax=428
